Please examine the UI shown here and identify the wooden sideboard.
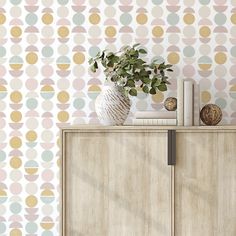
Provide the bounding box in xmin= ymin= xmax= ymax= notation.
xmin=61 ymin=126 xmax=236 ymax=236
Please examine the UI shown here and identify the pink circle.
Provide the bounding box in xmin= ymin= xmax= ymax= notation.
xmin=41 ymin=65 xmax=54 ymax=77
xmin=10 ymin=182 xmax=22 ymax=195
xmin=42 ymin=118 xmax=53 ymax=129
xmin=0 ymin=170 xmax=6 ymax=181
xmin=26 ymin=0 xmax=38 ymax=4
xmin=183 ymin=65 xmax=196 ymax=77
xmin=0 ymin=118 xmax=6 ymax=129
xmin=73 ymin=79 xmax=85 ymax=90
xmin=25 ymin=79 xmax=38 ymax=90
xmin=73 ymin=0 xmax=85 ymax=4
xmin=0 ymin=66 xmax=6 ymax=77
xmin=230 ymin=65 xmax=236 ymax=77
xmin=42 ymin=169 xmax=54 ymax=181
xmin=214 ymin=79 xmax=227 ymax=90
xmin=214 ymin=0 xmax=226 ymax=5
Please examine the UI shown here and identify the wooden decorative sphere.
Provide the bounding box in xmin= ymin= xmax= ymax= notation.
xmin=200 ymin=104 xmax=222 ymax=126
xmin=164 ymin=97 xmax=177 ymax=111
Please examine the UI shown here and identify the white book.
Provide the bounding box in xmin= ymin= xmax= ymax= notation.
xmin=194 ymin=83 xmax=200 ymax=126
xmin=133 ymin=118 xmax=177 ymax=126
xmin=184 ymin=80 xmax=193 ymax=126
xmin=135 ymin=111 xmax=176 ymax=119
xmin=177 ymin=78 xmax=184 ymax=126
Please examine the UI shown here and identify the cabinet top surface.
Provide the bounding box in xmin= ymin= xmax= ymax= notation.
xmin=61 ymin=125 xmax=236 ymax=132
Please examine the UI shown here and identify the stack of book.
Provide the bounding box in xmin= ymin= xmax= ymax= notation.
xmin=177 ymin=79 xmax=200 ymax=126
xmin=133 ymin=111 xmax=177 ymax=125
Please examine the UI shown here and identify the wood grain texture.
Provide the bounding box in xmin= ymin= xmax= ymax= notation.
xmin=175 ymin=132 xmax=236 ymax=236
xmin=62 ymin=130 xmax=172 ymax=236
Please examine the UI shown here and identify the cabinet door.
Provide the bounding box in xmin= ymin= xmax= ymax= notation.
xmin=175 ymin=132 xmax=236 ymax=236
xmin=62 ymin=130 xmax=172 ymax=236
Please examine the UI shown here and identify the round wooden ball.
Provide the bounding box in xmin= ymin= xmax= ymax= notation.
xmin=200 ymin=104 xmax=222 ymax=126
xmin=164 ymin=97 xmax=177 ymax=111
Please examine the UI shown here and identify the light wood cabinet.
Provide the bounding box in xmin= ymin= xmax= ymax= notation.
xmin=61 ymin=126 xmax=236 ymax=236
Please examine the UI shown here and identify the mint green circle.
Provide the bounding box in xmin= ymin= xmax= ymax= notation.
xmin=120 ymin=13 xmax=132 ymax=26
xmin=10 ymin=202 xmax=22 ymax=214
xmin=167 ymin=13 xmax=179 ymax=25
xmin=0 ymin=151 xmax=6 ymax=161
xmin=73 ymin=13 xmax=85 ymax=25
xmin=0 ymin=46 xmax=6 ymax=57
xmin=25 ymin=13 xmax=38 ymax=25
xmin=42 ymin=231 xmax=53 ymax=236
xmin=73 ymin=98 xmax=85 ymax=109
xmin=41 ymin=150 xmax=53 ymax=162
xmin=89 ymin=46 xmax=100 ymax=57
xmin=25 ymin=160 xmax=38 ymax=168
xmin=0 ymin=223 xmax=6 ymax=234
xmin=199 ymin=0 xmax=210 ymax=5
xmin=152 ymin=0 xmax=163 ymax=4
xmin=231 ymin=46 xmax=236 ymax=57
xmin=9 ymin=56 xmax=23 ymax=64
xmin=183 ymin=46 xmax=195 ymax=57
xmin=214 ymin=13 xmax=226 ymax=26
xmin=105 ymin=0 xmax=116 ymax=5
xmin=58 ymin=0 xmax=69 ymax=4
xmin=26 ymin=98 xmax=38 ymax=109
xmin=216 ymin=98 xmax=226 ymax=109
xmin=42 ymin=46 xmax=54 ymax=57
xmin=26 ymin=222 xmax=37 ymax=233
xmin=198 ymin=56 xmax=212 ymax=64
xmin=10 ymin=0 xmax=22 ymax=4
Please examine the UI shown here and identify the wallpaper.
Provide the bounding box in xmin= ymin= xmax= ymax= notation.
xmin=0 ymin=0 xmax=235 ymax=235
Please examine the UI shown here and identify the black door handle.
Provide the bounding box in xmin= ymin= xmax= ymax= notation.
xmin=168 ymin=130 xmax=176 ymax=165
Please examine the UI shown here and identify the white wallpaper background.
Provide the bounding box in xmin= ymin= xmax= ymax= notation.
xmin=0 ymin=0 xmax=236 ymax=235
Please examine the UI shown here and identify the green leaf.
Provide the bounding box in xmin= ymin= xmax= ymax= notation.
xmin=142 ymin=77 xmax=151 ymax=84
xmin=133 ymin=43 xmax=140 ymax=48
xmin=139 ymin=49 xmax=147 ymax=54
xmin=167 ymin=68 xmax=173 ymax=72
xmin=142 ymin=85 xmax=149 ymax=93
xmin=90 ymin=65 xmax=96 ymax=73
xmin=126 ymin=79 xmax=135 ymax=87
xmin=150 ymin=88 xmax=156 ymax=95
xmin=157 ymin=83 xmax=167 ymax=91
xmin=88 ymin=58 xmax=93 ymax=64
xmin=129 ymin=88 xmax=137 ymax=96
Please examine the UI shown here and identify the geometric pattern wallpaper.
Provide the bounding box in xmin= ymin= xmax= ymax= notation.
xmin=0 ymin=0 xmax=235 ymax=235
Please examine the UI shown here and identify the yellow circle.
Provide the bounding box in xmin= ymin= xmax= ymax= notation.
xmin=167 ymin=52 xmax=180 ymax=64
xmin=10 ymin=111 xmax=22 ymax=122
xmin=41 ymin=85 xmax=54 ymax=92
xmin=231 ymin=13 xmax=236 ymax=24
xmin=10 ymin=229 xmax=22 ymax=236
xmin=73 ymin=52 xmax=85 ymax=64
xmin=10 ymin=26 xmax=22 ymax=38
xmin=152 ymin=26 xmax=164 ymax=37
xmin=26 ymin=52 xmax=38 ymax=64
xmin=10 ymin=91 xmax=22 ymax=103
xmin=57 ymin=111 xmax=69 ymax=122
xmin=215 ymin=52 xmax=227 ymax=64
xmin=136 ymin=13 xmax=148 ymax=25
xmin=183 ymin=13 xmax=195 ymax=25
xmin=199 ymin=26 xmax=211 ymax=38
xmin=26 ymin=130 xmax=37 ymax=142
xmin=58 ymin=26 xmax=69 ymax=38
xmin=152 ymin=91 xmax=164 ymax=103
xmin=26 ymin=195 xmax=38 ymax=207
xmin=57 ymin=91 xmax=69 ymax=103
xmin=10 ymin=137 xmax=22 ymax=149
xmin=198 ymin=64 xmax=211 ymax=70
xmin=42 ymin=13 xmax=53 ymax=25
xmin=89 ymin=13 xmax=101 ymax=24
xmin=10 ymin=157 xmax=22 ymax=169
xmin=105 ymin=26 xmax=116 ymax=37
xmin=57 ymin=64 xmax=70 ymax=70
xmin=201 ymin=91 xmax=211 ymax=103
xmin=10 ymin=64 xmax=23 ymax=70
xmin=0 ymin=13 xmax=6 ymax=24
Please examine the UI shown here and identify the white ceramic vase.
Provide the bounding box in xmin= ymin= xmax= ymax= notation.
xmin=95 ymin=85 xmax=131 ymax=125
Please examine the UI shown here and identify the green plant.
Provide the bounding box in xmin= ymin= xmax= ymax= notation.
xmin=89 ymin=44 xmax=173 ymax=96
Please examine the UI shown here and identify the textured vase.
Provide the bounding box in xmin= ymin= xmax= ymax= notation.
xmin=95 ymin=85 xmax=131 ymax=125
